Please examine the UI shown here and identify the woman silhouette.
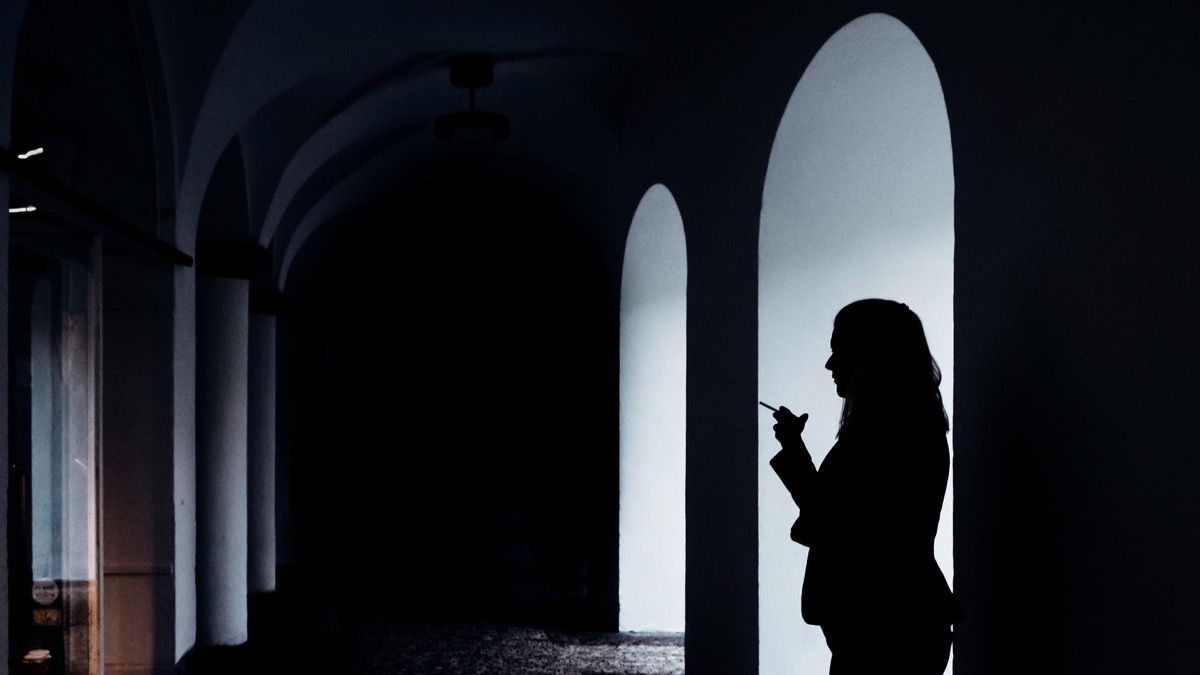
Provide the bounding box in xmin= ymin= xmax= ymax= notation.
xmin=769 ymin=299 xmax=965 ymax=674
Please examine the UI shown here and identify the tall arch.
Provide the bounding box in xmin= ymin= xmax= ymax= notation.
xmin=758 ymin=14 xmax=955 ymax=674
xmin=619 ymin=184 xmax=687 ymax=632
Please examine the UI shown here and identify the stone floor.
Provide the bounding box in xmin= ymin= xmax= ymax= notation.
xmin=183 ymin=573 xmax=684 ymax=675
xmin=350 ymin=616 xmax=684 ymax=675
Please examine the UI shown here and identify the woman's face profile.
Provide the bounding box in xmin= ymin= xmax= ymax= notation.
xmin=824 ymin=328 xmax=855 ymax=399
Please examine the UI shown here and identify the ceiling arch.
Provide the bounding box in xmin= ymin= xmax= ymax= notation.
xmin=172 ymin=0 xmax=653 ymax=253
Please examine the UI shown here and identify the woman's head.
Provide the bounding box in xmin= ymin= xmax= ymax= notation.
xmin=826 ymin=299 xmax=948 ymax=432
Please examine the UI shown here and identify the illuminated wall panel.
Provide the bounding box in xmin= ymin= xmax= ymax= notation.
xmin=758 ymin=14 xmax=954 ymax=675
xmin=619 ymin=184 xmax=687 ymax=632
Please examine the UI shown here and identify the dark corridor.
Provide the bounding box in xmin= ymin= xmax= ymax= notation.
xmin=283 ymin=177 xmax=621 ymax=637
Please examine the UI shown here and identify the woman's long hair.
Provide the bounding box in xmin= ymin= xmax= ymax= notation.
xmin=834 ymin=299 xmax=949 ymax=436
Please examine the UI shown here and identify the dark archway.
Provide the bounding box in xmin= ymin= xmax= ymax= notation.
xmin=283 ymin=173 xmax=615 ymax=628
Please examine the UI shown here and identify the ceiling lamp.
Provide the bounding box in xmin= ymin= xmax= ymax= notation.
xmin=435 ymin=54 xmax=510 ymax=145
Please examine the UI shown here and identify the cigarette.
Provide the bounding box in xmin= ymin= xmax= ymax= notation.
xmin=759 ymin=401 xmax=778 ymax=412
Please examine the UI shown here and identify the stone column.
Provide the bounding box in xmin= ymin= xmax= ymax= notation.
xmin=195 ymin=243 xmax=267 ymax=646
xmin=248 ymin=291 xmax=283 ymax=593
xmin=195 ymin=275 xmax=249 ymax=645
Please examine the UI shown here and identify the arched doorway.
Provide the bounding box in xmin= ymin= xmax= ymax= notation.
xmin=758 ymin=13 xmax=955 ymax=674
xmin=619 ymin=184 xmax=687 ymax=632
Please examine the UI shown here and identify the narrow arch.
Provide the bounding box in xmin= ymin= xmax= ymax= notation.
xmin=197 ymin=137 xmax=252 ymax=245
xmin=619 ymin=184 xmax=687 ymax=632
xmin=758 ymin=13 xmax=955 ymax=674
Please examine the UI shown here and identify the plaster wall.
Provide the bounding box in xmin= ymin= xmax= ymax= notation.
xmin=102 ymin=254 xmax=178 ymax=673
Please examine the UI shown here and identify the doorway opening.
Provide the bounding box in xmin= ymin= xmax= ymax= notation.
xmin=619 ymin=184 xmax=687 ymax=633
xmin=758 ymin=13 xmax=955 ymax=674
xmin=9 ymin=225 xmax=102 ymax=675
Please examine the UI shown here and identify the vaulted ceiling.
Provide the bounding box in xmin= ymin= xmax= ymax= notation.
xmin=11 ymin=0 xmax=739 ymax=291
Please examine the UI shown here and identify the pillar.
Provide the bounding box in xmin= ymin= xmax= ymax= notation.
xmin=196 ymin=275 xmax=249 ymax=645
xmin=248 ymin=291 xmax=283 ymax=593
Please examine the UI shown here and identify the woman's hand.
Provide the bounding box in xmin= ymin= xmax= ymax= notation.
xmin=772 ymin=406 xmax=809 ymax=448
xmin=770 ymin=406 xmax=814 ymax=510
